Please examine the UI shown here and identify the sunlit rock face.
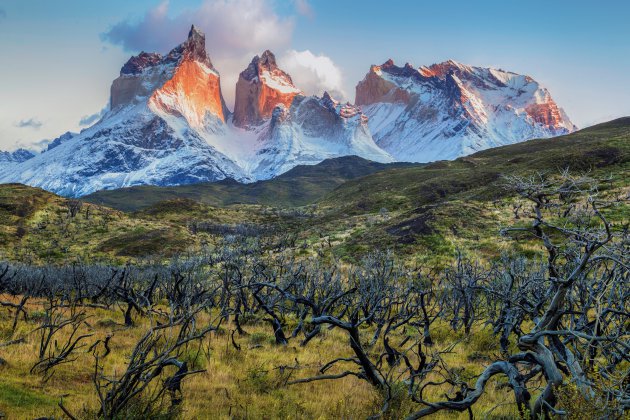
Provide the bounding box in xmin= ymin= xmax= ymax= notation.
xmin=149 ymin=26 xmax=229 ymax=126
xmin=0 ymin=25 xmax=246 ymax=197
xmin=230 ymin=52 xmax=393 ymax=179
xmin=524 ymin=102 xmax=571 ymax=131
xmin=111 ymin=25 xmax=229 ymax=125
xmin=355 ymin=59 xmax=413 ymax=106
xmin=356 ymin=59 xmax=577 ymax=162
xmin=233 ymin=50 xmax=302 ymax=128
xmin=149 ymin=59 xmax=228 ymax=126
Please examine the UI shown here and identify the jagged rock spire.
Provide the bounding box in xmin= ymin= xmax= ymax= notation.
xmin=233 ymin=50 xmax=302 ymax=127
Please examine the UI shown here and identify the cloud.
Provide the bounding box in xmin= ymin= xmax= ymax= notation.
xmin=294 ymin=0 xmax=314 ymax=19
xmin=79 ymin=106 xmax=108 ymax=126
xmin=280 ymin=50 xmax=346 ymax=100
xmin=14 ymin=118 xmax=43 ymax=130
xmin=101 ymin=0 xmax=295 ymax=106
xmin=29 ymin=138 xmax=53 ymax=150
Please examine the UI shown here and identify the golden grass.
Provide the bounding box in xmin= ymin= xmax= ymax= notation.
xmin=0 ymin=296 xmax=526 ymax=419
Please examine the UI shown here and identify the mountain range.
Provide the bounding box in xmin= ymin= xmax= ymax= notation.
xmin=0 ymin=25 xmax=575 ymax=197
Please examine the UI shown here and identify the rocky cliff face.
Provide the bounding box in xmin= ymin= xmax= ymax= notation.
xmin=355 ymin=60 xmax=414 ymax=106
xmin=227 ymin=52 xmax=391 ymax=180
xmin=356 ymin=59 xmax=576 ymax=162
xmin=0 ymin=148 xmax=36 ymax=164
xmin=111 ymin=25 xmax=229 ymax=126
xmin=251 ymin=92 xmax=392 ymax=179
xmin=233 ymin=50 xmax=302 ymax=127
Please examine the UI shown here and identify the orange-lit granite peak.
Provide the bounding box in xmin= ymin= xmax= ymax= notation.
xmin=233 ymin=50 xmax=303 ymax=128
xmin=355 ymin=59 xmax=417 ymax=106
xmin=110 ymin=25 xmax=229 ymax=126
xmin=149 ymin=25 xmax=229 ymax=126
xmin=355 ymin=58 xmax=576 ymax=162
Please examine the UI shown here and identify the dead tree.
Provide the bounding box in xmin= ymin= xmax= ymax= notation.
xmin=91 ymin=304 xmax=221 ymax=417
xmin=31 ymin=298 xmax=93 ymax=380
xmin=66 ymin=199 xmax=82 ymax=218
xmin=406 ymin=172 xmax=629 ymax=419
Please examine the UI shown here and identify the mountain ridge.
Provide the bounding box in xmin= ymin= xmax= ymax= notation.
xmin=1 ymin=25 xmax=576 ymax=197
xmin=84 ymin=155 xmax=418 ymax=211
xmin=83 ymin=117 xmax=629 ymax=212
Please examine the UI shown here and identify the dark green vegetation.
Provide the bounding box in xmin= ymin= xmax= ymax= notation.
xmin=84 ymin=156 xmax=418 ymax=212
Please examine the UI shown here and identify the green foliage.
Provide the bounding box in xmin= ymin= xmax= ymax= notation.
xmin=84 ymin=156 xmax=417 ymax=212
xmin=248 ymin=332 xmax=273 ymax=346
xmin=0 ymin=382 xmax=55 ymax=410
xmin=555 ymin=380 xmax=623 ymax=420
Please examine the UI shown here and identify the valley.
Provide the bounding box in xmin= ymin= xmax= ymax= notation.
xmin=0 ymin=17 xmax=627 ymax=420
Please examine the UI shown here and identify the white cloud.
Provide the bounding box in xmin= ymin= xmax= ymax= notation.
xmin=14 ymin=117 xmax=43 ymax=129
xmin=79 ymin=106 xmax=108 ymax=127
xmin=279 ymin=50 xmax=346 ymax=100
xmin=294 ymin=0 xmax=314 ymax=19
xmin=102 ymin=0 xmax=295 ymax=107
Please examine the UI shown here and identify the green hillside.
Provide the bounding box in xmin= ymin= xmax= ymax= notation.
xmin=84 ymin=156 xmax=418 ymax=212
xmin=0 ymin=118 xmax=627 ymax=264
xmin=309 ymin=118 xmax=629 ymax=262
xmin=320 ymin=117 xmax=630 ymax=214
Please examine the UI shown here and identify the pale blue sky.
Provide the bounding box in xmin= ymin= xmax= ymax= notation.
xmin=0 ymin=0 xmax=628 ymax=150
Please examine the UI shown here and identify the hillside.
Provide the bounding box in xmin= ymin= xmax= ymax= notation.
xmin=321 ymin=117 xmax=629 ymax=214
xmin=308 ymin=118 xmax=629 ymax=261
xmin=84 ymin=156 xmax=417 ymax=212
xmin=0 ymin=118 xmax=627 ymax=265
xmin=0 ymin=185 xmax=280 ymax=263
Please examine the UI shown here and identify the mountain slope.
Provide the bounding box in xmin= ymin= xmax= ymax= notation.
xmin=356 ymin=59 xmax=576 ymax=162
xmin=84 ymin=118 xmax=629 ymax=216
xmin=84 ymin=156 xmax=417 ymax=211
xmin=228 ymin=51 xmax=393 ymax=179
xmin=0 ymin=26 xmax=247 ymax=197
xmin=1 ymin=118 xmax=627 ymax=266
xmin=0 ymin=149 xmax=35 ymax=164
xmin=0 ymin=29 xmax=579 ymax=197
xmin=320 ymin=117 xmax=629 ymax=217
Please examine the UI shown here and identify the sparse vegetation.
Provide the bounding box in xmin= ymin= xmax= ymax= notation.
xmin=0 ymin=120 xmax=628 ymax=418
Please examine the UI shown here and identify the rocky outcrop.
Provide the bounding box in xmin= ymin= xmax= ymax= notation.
xmin=111 ymin=25 xmax=229 ymax=125
xmin=46 ymin=131 xmax=76 ymax=151
xmin=120 ymin=52 xmax=162 ymax=76
xmin=251 ymin=92 xmax=392 ymax=180
xmin=233 ymin=50 xmax=302 ymax=127
xmin=0 ymin=148 xmax=36 ymax=164
xmin=419 ymin=60 xmax=574 ymax=131
xmin=355 ymin=60 xmax=414 ymax=106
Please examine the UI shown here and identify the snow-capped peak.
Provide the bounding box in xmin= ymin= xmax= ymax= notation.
xmin=356 ymin=58 xmax=577 ymax=162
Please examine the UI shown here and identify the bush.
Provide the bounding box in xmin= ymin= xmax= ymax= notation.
xmin=555 ymin=380 xmax=622 ymax=419
xmin=249 ymin=332 xmax=272 ymax=346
